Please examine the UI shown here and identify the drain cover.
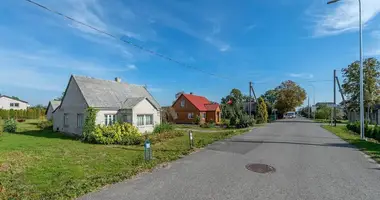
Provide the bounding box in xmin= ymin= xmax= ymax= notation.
xmin=245 ymin=163 xmax=275 ymax=174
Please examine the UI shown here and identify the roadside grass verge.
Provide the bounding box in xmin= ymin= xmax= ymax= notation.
xmin=314 ymin=119 xmax=348 ymax=124
xmin=0 ymin=121 xmax=251 ymax=199
xmin=322 ymin=125 xmax=380 ymax=163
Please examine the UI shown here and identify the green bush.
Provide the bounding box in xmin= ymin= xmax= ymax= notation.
xmin=153 ymin=123 xmax=174 ymax=134
xmin=194 ymin=115 xmax=201 ymax=125
xmin=236 ymin=115 xmax=255 ymax=128
xmin=37 ymin=120 xmax=53 ymax=130
xmin=4 ymin=119 xmax=17 ymax=133
xmin=200 ymin=122 xmax=215 ymax=128
xmin=82 ymin=107 xmax=98 ymax=142
xmin=374 ymin=125 xmax=380 ymax=141
xmin=86 ymin=122 xmax=142 ymax=145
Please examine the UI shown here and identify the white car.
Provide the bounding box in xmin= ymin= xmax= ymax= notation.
xmin=284 ymin=112 xmax=296 ymax=119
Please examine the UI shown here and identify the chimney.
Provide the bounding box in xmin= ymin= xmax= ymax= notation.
xmin=190 ymin=92 xmax=193 ymax=95
xmin=115 ymin=77 xmax=121 ymax=82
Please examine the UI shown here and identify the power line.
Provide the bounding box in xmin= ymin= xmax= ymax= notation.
xmin=24 ymin=0 xmax=228 ymax=80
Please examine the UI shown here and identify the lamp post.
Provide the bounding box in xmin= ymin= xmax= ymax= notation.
xmin=308 ymin=84 xmax=316 ymax=119
xmin=327 ymin=0 xmax=364 ymax=139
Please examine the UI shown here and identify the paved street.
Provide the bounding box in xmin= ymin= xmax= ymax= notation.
xmin=81 ymin=119 xmax=380 ymax=200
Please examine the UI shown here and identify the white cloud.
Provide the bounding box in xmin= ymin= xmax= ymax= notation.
xmin=366 ymin=30 xmax=380 ymax=56
xmin=127 ymin=64 xmax=137 ymax=70
xmin=289 ymin=73 xmax=314 ymax=79
xmin=245 ymin=24 xmax=256 ymax=32
xmin=308 ymin=0 xmax=380 ymax=37
xmin=219 ymin=45 xmax=230 ymax=52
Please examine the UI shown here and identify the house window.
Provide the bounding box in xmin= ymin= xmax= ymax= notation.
xmin=202 ymin=112 xmax=206 ymax=119
xmin=14 ymin=103 xmax=19 ymax=107
xmin=77 ymin=114 xmax=84 ymax=128
xmin=180 ymin=100 xmax=185 ymax=107
xmin=64 ymin=113 xmax=69 ymax=127
xmin=188 ymin=113 xmax=194 ymax=119
xmin=146 ymin=115 xmax=153 ymax=125
xmin=10 ymin=103 xmax=14 ymax=107
xmin=137 ymin=114 xmax=154 ymax=126
xmin=137 ymin=115 xmax=145 ymax=126
xmin=105 ymin=114 xmax=116 ymax=126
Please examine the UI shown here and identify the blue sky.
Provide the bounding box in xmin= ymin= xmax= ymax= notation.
xmin=0 ymin=0 xmax=379 ymax=106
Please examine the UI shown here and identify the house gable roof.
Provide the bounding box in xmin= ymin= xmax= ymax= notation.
xmin=176 ymin=94 xmax=219 ymax=112
xmin=71 ymin=75 xmax=160 ymax=109
xmin=0 ymin=95 xmax=28 ymax=104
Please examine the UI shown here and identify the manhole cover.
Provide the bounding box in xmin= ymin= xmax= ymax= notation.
xmin=245 ymin=163 xmax=275 ymax=173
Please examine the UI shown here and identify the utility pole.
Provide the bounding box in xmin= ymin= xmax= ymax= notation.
xmin=334 ymin=69 xmax=337 ymax=127
xmin=249 ymin=81 xmax=252 ymax=117
xmin=308 ymin=96 xmax=310 ymax=118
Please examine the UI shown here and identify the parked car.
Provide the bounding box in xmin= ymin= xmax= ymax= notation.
xmin=284 ymin=112 xmax=296 ymax=119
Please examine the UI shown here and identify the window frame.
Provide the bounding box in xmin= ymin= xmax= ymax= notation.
xmin=180 ymin=100 xmax=185 ymax=107
xmin=77 ymin=114 xmax=84 ymax=128
xmin=10 ymin=103 xmax=14 ymax=107
xmin=64 ymin=113 xmax=69 ymax=127
xmin=202 ymin=112 xmax=206 ymax=119
xmin=188 ymin=112 xmax=194 ymax=119
xmin=14 ymin=103 xmax=19 ymax=107
xmin=136 ymin=114 xmax=154 ymax=126
xmin=104 ymin=114 xmax=117 ymax=126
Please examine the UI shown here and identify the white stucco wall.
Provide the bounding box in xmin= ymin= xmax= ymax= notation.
xmin=132 ymin=99 xmax=160 ymax=133
xmin=55 ymin=78 xmax=88 ymax=136
xmin=0 ymin=96 xmax=29 ymax=110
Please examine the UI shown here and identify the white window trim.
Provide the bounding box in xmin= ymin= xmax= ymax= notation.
xmin=64 ymin=113 xmax=69 ymax=127
xmin=104 ymin=114 xmax=117 ymax=126
xmin=137 ymin=114 xmax=154 ymax=127
xmin=180 ymin=100 xmax=185 ymax=107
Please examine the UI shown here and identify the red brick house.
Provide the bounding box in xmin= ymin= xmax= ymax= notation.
xmin=172 ymin=93 xmax=221 ymax=124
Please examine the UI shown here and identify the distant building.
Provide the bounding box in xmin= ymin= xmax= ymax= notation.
xmin=46 ymin=100 xmax=61 ymax=120
xmin=0 ymin=95 xmax=29 ymax=110
xmin=172 ymin=93 xmax=221 ymax=124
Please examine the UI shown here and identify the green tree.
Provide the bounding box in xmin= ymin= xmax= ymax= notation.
xmin=315 ymin=105 xmax=331 ymax=119
xmin=11 ymin=96 xmax=20 ymax=100
xmin=54 ymin=92 xmax=66 ymax=101
xmin=256 ymin=97 xmax=268 ymax=123
xmin=275 ymin=80 xmax=306 ymax=115
xmin=221 ymin=89 xmax=244 ymax=126
xmin=342 ymin=58 xmax=380 ymax=113
xmin=260 ymin=89 xmax=277 ymax=115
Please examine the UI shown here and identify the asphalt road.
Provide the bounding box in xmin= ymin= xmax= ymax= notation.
xmin=80 ymin=118 xmax=380 ymax=200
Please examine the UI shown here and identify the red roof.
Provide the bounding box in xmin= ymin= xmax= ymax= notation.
xmin=182 ymin=94 xmax=219 ymax=111
xmin=204 ymin=104 xmax=220 ymax=111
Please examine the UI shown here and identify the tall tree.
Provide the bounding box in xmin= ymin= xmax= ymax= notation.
xmin=275 ymin=80 xmax=306 ymax=114
xmin=221 ymin=89 xmax=244 ymax=125
xmin=260 ymin=89 xmax=277 ymax=115
xmin=342 ymin=58 xmax=380 ymax=112
xmin=11 ymin=96 xmax=20 ymax=100
xmin=256 ymin=97 xmax=268 ymax=123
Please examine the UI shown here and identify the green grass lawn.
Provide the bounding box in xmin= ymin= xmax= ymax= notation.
xmin=322 ymin=125 xmax=380 ymax=163
xmin=173 ymin=124 xmax=225 ymax=131
xmin=0 ymin=120 xmax=250 ymax=199
xmin=314 ymin=119 xmax=348 ymax=124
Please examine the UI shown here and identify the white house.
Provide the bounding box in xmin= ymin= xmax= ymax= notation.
xmin=46 ymin=100 xmax=61 ymax=120
xmin=53 ymin=75 xmax=161 ymax=136
xmin=0 ymin=95 xmax=29 ymax=110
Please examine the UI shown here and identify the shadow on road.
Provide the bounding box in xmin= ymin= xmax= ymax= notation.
xmin=273 ymin=120 xmax=316 ymax=124
xmin=230 ymin=139 xmax=356 ymax=149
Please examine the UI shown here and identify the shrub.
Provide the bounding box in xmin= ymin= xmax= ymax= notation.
xmin=4 ymin=119 xmax=17 ymax=133
xmin=236 ymin=115 xmax=255 ymax=128
xmin=256 ymin=97 xmax=268 ymax=124
xmin=149 ymin=130 xmax=184 ymax=144
xmin=37 ymin=120 xmax=53 ymax=130
xmin=200 ymin=122 xmax=215 ymax=128
xmin=82 ymin=107 xmax=98 ymax=142
xmin=87 ymin=122 xmax=142 ymax=145
xmin=194 ymin=115 xmax=201 ymax=125
xmin=153 ymin=123 xmax=174 ymax=134
xmin=374 ymin=125 xmax=380 ymax=141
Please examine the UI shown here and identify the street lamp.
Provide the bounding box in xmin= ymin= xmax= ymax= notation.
xmin=308 ymin=84 xmax=316 ymax=119
xmin=327 ymin=0 xmax=364 ymax=139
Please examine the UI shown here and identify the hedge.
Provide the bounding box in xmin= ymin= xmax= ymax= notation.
xmin=346 ymin=121 xmax=380 ymax=141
